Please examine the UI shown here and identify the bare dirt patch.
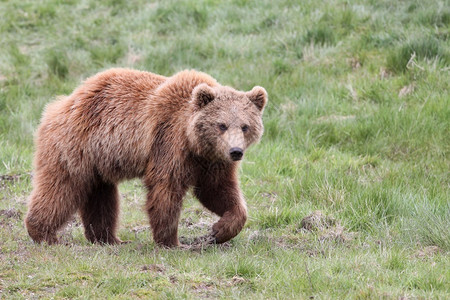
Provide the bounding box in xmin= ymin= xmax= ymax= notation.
xmin=398 ymin=83 xmax=415 ymax=98
xmin=415 ymin=246 xmax=442 ymax=258
xmin=0 ymin=173 xmax=32 ymax=182
xmin=131 ymin=225 xmax=150 ymax=234
xmin=0 ymin=208 xmax=22 ymax=219
xmin=379 ymin=67 xmax=392 ymax=79
xmin=181 ymin=216 xmax=214 ymax=231
xmin=300 ymin=210 xmax=355 ymax=242
xmin=141 ymin=264 xmax=166 ymax=273
xmin=0 ymin=173 xmax=32 ymax=192
xmin=191 ymin=281 xmax=217 ymax=298
xmin=179 ymin=235 xmax=232 ymax=252
xmin=229 ymin=275 xmax=246 ymax=286
xmin=261 ymin=192 xmax=278 ymax=203
xmin=349 ymin=57 xmax=362 ymax=70
xmin=301 ymin=210 xmax=336 ymax=231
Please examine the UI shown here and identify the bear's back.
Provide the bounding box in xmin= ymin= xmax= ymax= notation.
xmin=36 ymin=69 xmax=167 ymax=181
xmin=35 ymin=69 xmax=219 ymax=182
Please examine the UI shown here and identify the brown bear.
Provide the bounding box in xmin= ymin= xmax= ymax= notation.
xmin=25 ymin=68 xmax=267 ymax=247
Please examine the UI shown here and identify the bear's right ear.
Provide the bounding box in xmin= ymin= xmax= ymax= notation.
xmin=192 ymin=84 xmax=216 ymax=109
xmin=247 ymin=86 xmax=268 ymax=112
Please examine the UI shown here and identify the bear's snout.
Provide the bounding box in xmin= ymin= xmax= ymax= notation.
xmin=229 ymin=147 xmax=244 ymax=161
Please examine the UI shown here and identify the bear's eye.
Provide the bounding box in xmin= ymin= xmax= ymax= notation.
xmin=218 ymin=123 xmax=228 ymax=132
xmin=241 ymin=125 xmax=249 ymax=132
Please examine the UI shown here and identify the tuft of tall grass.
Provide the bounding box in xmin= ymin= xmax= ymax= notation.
xmin=46 ymin=49 xmax=69 ymax=79
xmin=407 ymin=203 xmax=450 ymax=251
xmin=387 ymin=36 xmax=449 ymax=73
xmin=305 ymin=24 xmax=336 ymax=46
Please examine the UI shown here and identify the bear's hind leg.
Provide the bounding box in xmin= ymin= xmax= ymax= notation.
xmin=25 ymin=173 xmax=84 ymax=244
xmin=80 ymin=181 xmax=122 ymax=244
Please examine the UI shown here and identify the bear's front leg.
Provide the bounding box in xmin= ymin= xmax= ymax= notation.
xmin=211 ymin=203 xmax=247 ymax=244
xmin=145 ymin=183 xmax=186 ymax=248
xmin=194 ymin=172 xmax=248 ymax=244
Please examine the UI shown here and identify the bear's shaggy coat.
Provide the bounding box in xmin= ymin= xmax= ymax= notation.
xmin=25 ymin=68 xmax=267 ymax=247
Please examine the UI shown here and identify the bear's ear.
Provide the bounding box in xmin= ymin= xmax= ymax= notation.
xmin=192 ymin=84 xmax=216 ymax=109
xmin=247 ymin=86 xmax=268 ymax=111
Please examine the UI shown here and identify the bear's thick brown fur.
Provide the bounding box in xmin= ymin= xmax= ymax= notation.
xmin=25 ymin=68 xmax=267 ymax=247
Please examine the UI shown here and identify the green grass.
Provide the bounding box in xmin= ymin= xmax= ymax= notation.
xmin=0 ymin=0 xmax=449 ymax=298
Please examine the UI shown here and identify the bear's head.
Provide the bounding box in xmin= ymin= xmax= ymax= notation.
xmin=187 ymin=84 xmax=268 ymax=163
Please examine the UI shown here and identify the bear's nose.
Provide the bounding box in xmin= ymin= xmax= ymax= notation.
xmin=229 ymin=147 xmax=244 ymax=161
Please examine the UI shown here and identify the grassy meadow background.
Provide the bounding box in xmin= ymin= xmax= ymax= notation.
xmin=0 ymin=0 xmax=449 ymax=298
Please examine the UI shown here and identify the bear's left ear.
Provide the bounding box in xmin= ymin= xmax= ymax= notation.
xmin=247 ymin=86 xmax=268 ymax=112
xmin=192 ymin=83 xmax=216 ymax=109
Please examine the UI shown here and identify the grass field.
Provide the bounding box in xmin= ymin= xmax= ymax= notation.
xmin=0 ymin=0 xmax=449 ymax=298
